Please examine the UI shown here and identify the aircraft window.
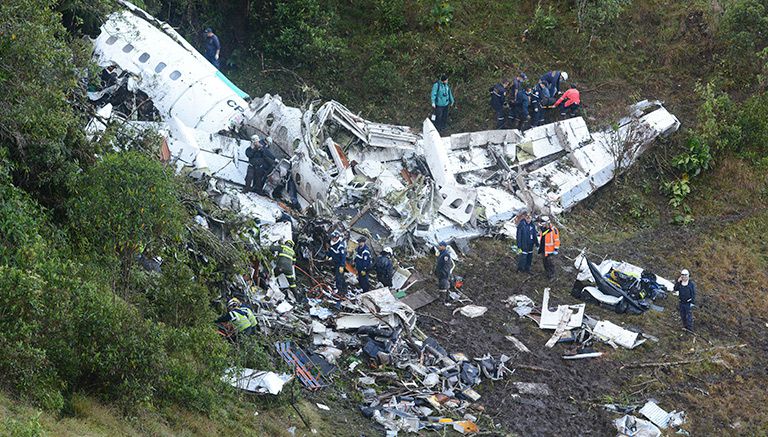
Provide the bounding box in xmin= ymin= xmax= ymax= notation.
xmin=155 ymin=62 xmax=167 ymax=73
xmin=138 ymin=53 xmax=150 ymax=63
xmin=106 ymin=36 xmax=118 ymax=45
xmin=122 ymin=44 xmax=134 ymax=53
xmin=169 ymin=70 xmax=181 ymax=80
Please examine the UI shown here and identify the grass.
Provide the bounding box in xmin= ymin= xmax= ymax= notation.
xmin=0 ymin=389 xmax=351 ymax=437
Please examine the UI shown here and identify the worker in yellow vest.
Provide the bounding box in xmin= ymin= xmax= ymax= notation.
xmin=215 ymin=298 xmax=257 ymax=336
xmin=537 ymin=216 xmax=560 ymax=280
xmin=270 ymin=239 xmax=297 ymax=290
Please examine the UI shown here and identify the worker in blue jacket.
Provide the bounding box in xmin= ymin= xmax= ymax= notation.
xmin=328 ymin=231 xmax=347 ymax=294
xmin=530 ymin=80 xmax=550 ymax=127
xmin=430 ymin=74 xmax=455 ymax=132
xmin=513 ymin=86 xmax=531 ymax=130
xmin=375 ymin=247 xmax=395 ymax=288
xmin=490 ymin=78 xmax=510 ymax=129
xmin=540 ymin=70 xmax=568 ymax=98
xmin=516 ymin=212 xmax=538 ymax=273
xmin=434 ymin=241 xmax=454 ymax=303
xmin=354 ymin=237 xmax=372 ymax=293
xmin=674 ymin=269 xmax=696 ymax=332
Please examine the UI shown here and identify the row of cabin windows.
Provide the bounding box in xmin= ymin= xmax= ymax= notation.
xmin=104 ymin=35 xmax=182 ymax=81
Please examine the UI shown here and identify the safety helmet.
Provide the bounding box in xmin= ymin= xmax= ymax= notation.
xmin=681 ymin=269 xmax=690 ymax=276
xmin=330 ymin=230 xmax=341 ymax=239
xmin=266 ymin=136 xmax=274 ymax=144
xmin=227 ymin=297 xmax=241 ymax=308
xmin=250 ymin=134 xmax=260 ymax=143
xmin=383 ymin=247 xmax=393 ymax=255
xmin=561 ymin=72 xmax=569 ymax=81
xmin=540 ymin=215 xmax=550 ymax=223
xmin=285 ymin=239 xmax=295 ymax=247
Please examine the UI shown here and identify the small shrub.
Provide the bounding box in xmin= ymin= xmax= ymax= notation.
xmin=374 ymin=0 xmax=406 ymax=32
xmin=673 ymin=136 xmax=713 ymax=177
xmin=575 ymin=0 xmax=632 ymax=36
xmin=430 ymin=1 xmax=454 ymax=29
xmin=527 ymin=3 xmax=558 ymax=41
xmin=663 ymin=176 xmax=691 ymax=209
xmin=1 ymin=412 xmax=45 ymax=437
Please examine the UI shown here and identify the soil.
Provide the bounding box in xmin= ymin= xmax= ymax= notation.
xmin=399 ymin=175 xmax=768 ymax=436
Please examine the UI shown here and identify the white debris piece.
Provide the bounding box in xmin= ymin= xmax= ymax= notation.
xmin=639 ymin=400 xmax=686 ymax=430
xmin=453 ymin=305 xmax=488 ymax=318
xmin=593 ymin=320 xmax=646 ymax=349
xmin=539 ymin=288 xmax=585 ymax=330
xmin=275 ymin=301 xmax=293 ymax=314
xmin=614 ymin=415 xmax=661 ymax=437
xmin=223 ymin=368 xmax=293 ymax=395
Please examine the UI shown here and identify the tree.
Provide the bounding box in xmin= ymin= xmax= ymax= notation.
xmin=68 ymin=151 xmax=185 ymax=294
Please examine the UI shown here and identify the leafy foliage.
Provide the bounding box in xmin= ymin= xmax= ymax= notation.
xmin=430 ymin=1 xmax=455 ymax=28
xmin=0 ymin=1 xmax=101 ymax=200
xmin=68 ymin=151 xmax=185 ymax=291
xmin=261 ymin=0 xmax=344 ymax=65
xmin=720 ymin=0 xmax=768 ymax=84
xmin=576 ymin=0 xmax=632 ymax=36
xmin=527 ymin=3 xmax=558 ymax=41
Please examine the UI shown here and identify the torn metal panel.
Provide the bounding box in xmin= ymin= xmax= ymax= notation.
xmin=593 ymin=320 xmax=646 ymax=349
xmin=539 ymin=288 xmax=585 ymax=330
xmin=437 ymin=185 xmax=477 ymax=224
xmin=475 ymin=186 xmax=527 ymax=225
xmin=93 ymin=5 xmax=248 ymax=131
xmin=246 ymin=94 xmax=305 ymax=156
xmin=447 ymin=146 xmax=497 ymax=174
xmin=421 ymin=119 xmax=456 ymax=187
xmin=292 ymin=148 xmax=333 ymax=203
xmin=223 ymin=368 xmax=293 ymax=395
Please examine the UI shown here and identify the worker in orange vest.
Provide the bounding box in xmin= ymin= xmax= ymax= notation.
xmin=553 ymin=83 xmax=580 ymax=118
xmin=537 ymin=216 xmax=560 ymax=280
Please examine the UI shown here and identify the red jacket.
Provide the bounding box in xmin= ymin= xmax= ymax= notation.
xmin=554 ymin=88 xmax=580 ymax=107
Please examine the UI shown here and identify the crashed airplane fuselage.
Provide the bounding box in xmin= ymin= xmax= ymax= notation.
xmin=90 ymin=1 xmax=681 ymax=251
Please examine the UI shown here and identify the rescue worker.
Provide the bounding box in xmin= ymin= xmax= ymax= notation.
xmin=506 ymin=72 xmax=528 ymax=127
xmin=530 ymin=80 xmax=550 ymax=127
xmin=354 ymin=237 xmax=372 ymax=293
xmin=513 ymin=85 xmax=532 ymax=130
xmin=553 ymin=83 xmax=581 ymax=118
xmin=270 ymin=239 xmax=297 ymax=291
xmin=328 ymin=231 xmax=347 ymax=294
xmin=243 ymin=135 xmax=277 ymax=194
xmin=434 ymin=241 xmax=454 ymax=303
xmin=537 ymin=216 xmax=560 ymax=280
xmin=540 ymin=70 xmax=568 ymax=98
xmin=215 ymin=298 xmax=257 ymax=336
xmin=375 ymin=247 xmax=395 ymax=288
xmin=516 ymin=212 xmax=538 ymax=273
xmin=511 ymin=72 xmax=528 ymax=100
xmin=203 ymin=27 xmax=221 ymax=69
xmin=490 ymin=78 xmax=510 ymax=129
xmin=430 ymin=74 xmax=456 ymax=132
xmin=674 ymin=269 xmax=696 ymax=332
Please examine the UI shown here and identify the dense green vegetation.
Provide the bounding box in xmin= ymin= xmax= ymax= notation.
xmin=3 ymin=0 xmax=768 ymax=435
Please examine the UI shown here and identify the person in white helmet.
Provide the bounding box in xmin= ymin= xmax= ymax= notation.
xmin=539 ymin=70 xmax=568 ymax=98
xmin=375 ymin=247 xmax=395 ymax=288
xmin=674 ymin=269 xmax=696 ymax=331
xmin=243 ymin=134 xmax=276 ymax=194
xmin=537 ymin=215 xmax=560 ymax=280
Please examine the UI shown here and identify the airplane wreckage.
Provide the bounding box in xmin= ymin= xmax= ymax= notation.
xmin=88 ymin=1 xmax=681 ymax=253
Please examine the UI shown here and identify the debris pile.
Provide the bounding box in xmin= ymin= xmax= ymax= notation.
xmin=572 ymin=251 xmax=673 ymax=314
xmin=509 ymin=288 xmax=657 ymax=360
xmin=87 ymin=0 xmax=681 ymax=255
xmin=610 ymin=399 xmax=688 ymax=436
